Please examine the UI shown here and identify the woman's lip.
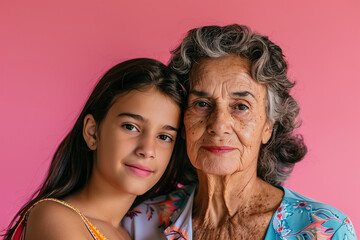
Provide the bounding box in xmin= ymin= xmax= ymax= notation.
xmin=125 ymin=164 xmax=153 ymax=177
xmin=202 ymin=146 xmax=236 ymax=154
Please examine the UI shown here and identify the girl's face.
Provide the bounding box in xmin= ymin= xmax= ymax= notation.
xmin=88 ymin=87 xmax=181 ymax=196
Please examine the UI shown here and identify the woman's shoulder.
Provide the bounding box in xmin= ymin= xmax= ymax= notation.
xmin=24 ymin=198 xmax=93 ymax=240
xmin=280 ymin=187 xmax=348 ymax=219
xmin=269 ymin=186 xmax=357 ymax=239
xmin=122 ymin=184 xmax=196 ymax=239
xmin=124 ymin=183 xmax=196 ymax=221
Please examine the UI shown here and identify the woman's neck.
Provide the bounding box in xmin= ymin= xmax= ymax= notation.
xmin=193 ymin=168 xmax=279 ymax=227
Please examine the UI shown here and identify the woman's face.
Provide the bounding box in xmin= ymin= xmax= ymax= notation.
xmin=184 ymin=54 xmax=273 ymax=176
xmin=92 ymin=87 xmax=181 ymax=196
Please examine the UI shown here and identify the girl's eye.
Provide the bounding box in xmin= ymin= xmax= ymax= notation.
xmin=158 ymin=134 xmax=173 ymax=142
xmin=122 ymin=124 xmax=138 ymax=132
xmin=235 ymin=104 xmax=249 ymax=111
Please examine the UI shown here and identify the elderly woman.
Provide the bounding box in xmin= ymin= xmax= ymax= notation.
xmin=122 ymin=25 xmax=356 ymax=239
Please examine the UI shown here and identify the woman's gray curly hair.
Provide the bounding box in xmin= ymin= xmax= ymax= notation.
xmin=169 ymin=24 xmax=307 ymax=185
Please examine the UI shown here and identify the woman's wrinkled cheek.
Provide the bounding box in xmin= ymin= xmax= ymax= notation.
xmin=234 ymin=116 xmax=260 ymax=145
xmin=184 ymin=111 xmax=207 ymax=164
xmin=184 ymin=111 xmax=205 ymax=136
xmin=186 ymin=121 xmax=205 ymax=142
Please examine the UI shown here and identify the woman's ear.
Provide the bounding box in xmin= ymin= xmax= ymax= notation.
xmin=261 ymin=120 xmax=274 ymax=144
xmin=83 ymin=114 xmax=97 ymax=150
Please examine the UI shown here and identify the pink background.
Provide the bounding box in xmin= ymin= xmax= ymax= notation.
xmin=1 ymin=0 xmax=359 ymax=234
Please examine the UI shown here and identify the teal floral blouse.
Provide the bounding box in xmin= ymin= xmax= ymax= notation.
xmin=122 ymin=184 xmax=357 ymax=239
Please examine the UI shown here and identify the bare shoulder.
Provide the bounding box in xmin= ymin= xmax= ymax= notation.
xmin=25 ymin=199 xmax=92 ymax=240
xmin=88 ymin=217 xmax=131 ymax=240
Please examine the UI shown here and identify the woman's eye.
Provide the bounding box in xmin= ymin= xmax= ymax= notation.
xmin=235 ymin=104 xmax=249 ymax=111
xmin=195 ymin=101 xmax=210 ymax=108
xmin=158 ymin=135 xmax=173 ymax=142
xmin=122 ymin=124 xmax=138 ymax=132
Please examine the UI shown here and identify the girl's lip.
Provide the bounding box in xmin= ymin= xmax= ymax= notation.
xmin=125 ymin=164 xmax=153 ymax=177
xmin=202 ymin=146 xmax=236 ymax=154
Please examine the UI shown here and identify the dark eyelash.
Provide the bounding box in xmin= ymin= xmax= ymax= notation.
xmin=194 ymin=101 xmax=210 ymax=107
xmin=122 ymin=123 xmax=137 ymax=131
xmin=237 ymin=104 xmax=249 ymax=110
xmin=159 ymin=135 xmax=173 ymax=142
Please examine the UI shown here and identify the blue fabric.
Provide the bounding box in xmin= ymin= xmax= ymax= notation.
xmin=122 ymin=184 xmax=357 ymax=239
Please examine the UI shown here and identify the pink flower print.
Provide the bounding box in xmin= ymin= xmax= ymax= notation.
xmin=284 ymin=214 xmax=341 ymax=238
xmin=276 ymin=203 xmax=289 ymax=221
xmin=344 ymin=217 xmax=356 ymax=235
xmin=165 ymin=225 xmax=190 ymax=240
xmin=276 ymin=221 xmax=291 ymax=236
xmin=293 ymin=201 xmax=310 ymax=213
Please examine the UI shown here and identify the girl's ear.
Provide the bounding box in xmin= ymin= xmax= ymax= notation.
xmin=83 ymin=114 xmax=98 ymax=150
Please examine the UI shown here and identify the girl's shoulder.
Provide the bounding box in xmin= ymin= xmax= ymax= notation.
xmin=15 ymin=198 xmax=94 ymax=240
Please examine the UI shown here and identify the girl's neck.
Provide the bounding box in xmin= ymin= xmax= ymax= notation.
xmin=64 ymin=174 xmax=136 ymax=229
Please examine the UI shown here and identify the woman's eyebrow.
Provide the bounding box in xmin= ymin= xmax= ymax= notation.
xmin=189 ymin=90 xmax=209 ymax=97
xmin=232 ymin=91 xmax=256 ymax=101
xmin=190 ymin=90 xmax=256 ymax=101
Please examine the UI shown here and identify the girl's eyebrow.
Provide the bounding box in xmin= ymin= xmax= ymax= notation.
xmin=164 ymin=125 xmax=178 ymax=132
xmin=118 ymin=113 xmax=144 ymax=121
xmin=118 ymin=113 xmax=178 ymax=131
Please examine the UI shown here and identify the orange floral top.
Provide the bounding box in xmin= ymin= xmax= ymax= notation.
xmin=11 ymin=198 xmax=108 ymax=240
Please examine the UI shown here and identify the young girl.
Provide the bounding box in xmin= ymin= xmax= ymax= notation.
xmin=4 ymin=58 xmax=192 ymax=240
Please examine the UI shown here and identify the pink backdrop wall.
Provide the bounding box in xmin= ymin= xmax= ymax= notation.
xmin=1 ymin=0 xmax=359 ymax=234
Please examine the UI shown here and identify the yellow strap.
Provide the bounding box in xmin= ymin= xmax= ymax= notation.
xmin=12 ymin=198 xmax=108 ymax=240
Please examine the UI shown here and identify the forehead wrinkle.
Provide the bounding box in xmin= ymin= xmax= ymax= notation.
xmin=189 ymin=56 xmax=261 ymax=101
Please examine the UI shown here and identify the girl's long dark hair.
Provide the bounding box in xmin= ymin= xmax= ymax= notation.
xmin=3 ymin=58 xmax=197 ymax=239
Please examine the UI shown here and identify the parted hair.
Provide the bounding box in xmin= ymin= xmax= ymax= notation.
xmin=3 ymin=58 xmax=196 ymax=240
xmin=169 ymin=24 xmax=307 ymax=185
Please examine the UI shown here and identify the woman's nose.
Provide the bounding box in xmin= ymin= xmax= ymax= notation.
xmin=135 ymin=135 xmax=156 ymax=159
xmin=206 ymin=106 xmax=232 ymax=136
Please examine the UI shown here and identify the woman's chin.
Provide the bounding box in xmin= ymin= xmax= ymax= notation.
xmin=197 ymin=163 xmax=239 ymax=176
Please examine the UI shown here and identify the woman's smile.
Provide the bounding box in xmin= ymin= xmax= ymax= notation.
xmin=201 ymin=146 xmax=236 ymax=155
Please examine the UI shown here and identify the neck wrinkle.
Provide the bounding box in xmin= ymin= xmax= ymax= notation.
xmin=193 ymin=169 xmax=258 ymax=227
